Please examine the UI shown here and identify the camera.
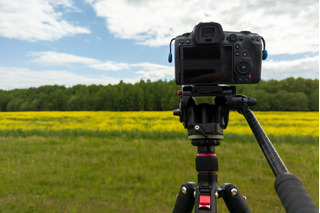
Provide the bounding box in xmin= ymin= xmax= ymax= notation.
xmin=170 ymin=22 xmax=266 ymax=85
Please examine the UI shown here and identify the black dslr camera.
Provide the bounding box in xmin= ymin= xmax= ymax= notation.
xmin=169 ymin=22 xmax=267 ymax=85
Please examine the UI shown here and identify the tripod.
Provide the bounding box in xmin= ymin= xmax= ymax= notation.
xmin=172 ymin=85 xmax=318 ymax=213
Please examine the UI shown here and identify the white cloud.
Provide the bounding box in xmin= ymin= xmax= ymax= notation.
xmin=29 ymin=51 xmax=173 ymax=78
xmin=0 ymin=64 xmax=174 ymax=90
xmin=29 ymin=51 xmax=132 ymax=71
xmin=29 ymin=51 xmax=100 ymax=65
xmin=0 ymin=0 xmax=90 ymax=41
xmin=262 ymin=56 xmax=319 ymax=80
xmin=49 ymin=0 xmax=80 ymax=12
xmin=0 ymin=67 xmax=120 ymax=90
xmin=87 ymin=0 xmax=318 ymax=55
xmin=90 ymin=61 xmax=130 ymax=71
xmin=132 ymin=63 xmax=173 ymax=80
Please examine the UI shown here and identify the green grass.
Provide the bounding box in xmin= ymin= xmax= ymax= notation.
xmin=0 ymin=134 xmax=318 ymax=213
xmin=0 ymin=129 xmax=317 ymax=144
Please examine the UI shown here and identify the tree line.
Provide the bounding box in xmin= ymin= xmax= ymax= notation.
xmin=0 ymin=77 xmax=318 ymax=112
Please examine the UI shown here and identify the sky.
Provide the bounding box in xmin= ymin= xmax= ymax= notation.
xmin=0 ymin=0 xmax=319 ymax=90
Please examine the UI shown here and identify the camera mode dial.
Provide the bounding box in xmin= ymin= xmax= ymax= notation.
xmin=240 ymin=31 xmax=251 ymax=34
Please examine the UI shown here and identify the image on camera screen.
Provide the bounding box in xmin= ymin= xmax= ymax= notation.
xmin=181 ymin=45 xmax=233 ymax=84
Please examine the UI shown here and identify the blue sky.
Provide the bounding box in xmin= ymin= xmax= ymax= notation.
xmin=0 ymin=0 xmax=318 ymax=90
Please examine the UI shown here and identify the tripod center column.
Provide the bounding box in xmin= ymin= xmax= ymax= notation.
xmin=195 ymin=145 xmax=219 ymax=212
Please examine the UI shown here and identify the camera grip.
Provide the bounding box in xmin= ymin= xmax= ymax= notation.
xmin=274 ymin=173 xmax=318 ymax=213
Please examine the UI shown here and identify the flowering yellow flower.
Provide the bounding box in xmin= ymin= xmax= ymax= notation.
xmin=227 ymin=111 xmax=319 ymax=137
xmin=0 ymin=111 xmax=318 ymax=137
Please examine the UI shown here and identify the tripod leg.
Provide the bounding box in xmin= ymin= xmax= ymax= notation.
xmin=173 ymin=182 xmax=197 ymax=213
xmin=220 ymin=183 xmax=251 ymax=213
xmin=238 ymin=103 xmax=318 ymax=212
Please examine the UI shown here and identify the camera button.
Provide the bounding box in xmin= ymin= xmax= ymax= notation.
xmin=235 ymin=44 xmax=241 ymax=49
xmin=244 ymin=77 xmax=249 ymax=82
xmin=235 ymin=52 xmax=240 ymax=56
xmin=251 ymin=36 xmax=260 ymax=41
xmin=228 ymin=34 xmax=238 ymax=42
xmin=186 ymin=40 xmax=190 ymax=44
xmin=242 ymin=51 xmax=248 ymax=57
xmin=238 ymin=77 xmax=243 ymax=82
xmin=237 ymin=61 xmax=251 ymax=75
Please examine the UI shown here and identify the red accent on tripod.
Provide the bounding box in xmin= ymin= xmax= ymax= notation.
xmin=197 ymin=153 xmax=216 ymax=157
xmin=199 ymin=195 xmax=211 ymax=210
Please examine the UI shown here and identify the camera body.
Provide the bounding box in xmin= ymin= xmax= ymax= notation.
xmin=174 ymin=22 xmax=263 ymax=85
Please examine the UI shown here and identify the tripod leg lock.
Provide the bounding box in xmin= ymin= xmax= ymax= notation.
xmin=220 ymin=183 xmax=251 ymax=213
xmin=173 ymin=182 xmax=197 ymax=213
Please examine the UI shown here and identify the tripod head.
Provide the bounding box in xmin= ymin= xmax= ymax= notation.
xmin=173 ymin=85 xmax=256 ymax=146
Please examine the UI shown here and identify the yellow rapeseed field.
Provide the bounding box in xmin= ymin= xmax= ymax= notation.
xmin=0 ymin=111 xmax=318 ymax=137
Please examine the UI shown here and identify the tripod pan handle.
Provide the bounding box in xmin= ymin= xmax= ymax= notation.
xmin=274 ymin=173 xmax=318 ymax=213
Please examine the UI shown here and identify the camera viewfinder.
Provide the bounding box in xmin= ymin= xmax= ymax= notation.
xmin=202 ymin=27 xmax=215 ymax=37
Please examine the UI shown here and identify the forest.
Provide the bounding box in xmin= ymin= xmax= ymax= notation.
xmin=0 ymin=77 xmax=318 ymax=111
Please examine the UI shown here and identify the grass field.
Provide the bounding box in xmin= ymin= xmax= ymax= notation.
xmin=0 ymin=111 xmax=318 ymax=212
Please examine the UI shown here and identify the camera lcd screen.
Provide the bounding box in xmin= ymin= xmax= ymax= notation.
xmin=181 ymin=45 xmax=233 ymax=84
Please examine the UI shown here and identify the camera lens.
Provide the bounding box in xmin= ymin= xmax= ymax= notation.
xmin=201 ymin=27 xmax=215 ymax=37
